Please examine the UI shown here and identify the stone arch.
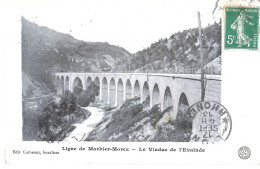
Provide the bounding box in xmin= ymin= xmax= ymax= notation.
xmin=152 ymin=83 xmax=160 ymax=106
xmin=94 ymin=77 xmax=100 ymax=101
xmin=125 ymin=79 xmax=132 ymax=100
xmin=109 ymin=78 xmax=116 ymax=106
xmin=163 ymin=87 xmax=173 ymax=111
xmin=102 ymin=77 xmax=108 ymax=103
xmin=61 ymin=76 xmax=64 ymax=94
xmin=86 ymin=76 xmax=92 ymax=88
xmin=65 ymin=76 xmax=69 ymax=91
xmin=142 ymin=81 xmax=150 ymax=103
xmin=177 ymin=92 xmax=189 ymax=118
xmin=117 ymin=78 xmax=124 ymax=106
xmin=72 ymin=77 xmax=83 ymax=95
xmin=133 ymin=80 xmax=141 ymax=101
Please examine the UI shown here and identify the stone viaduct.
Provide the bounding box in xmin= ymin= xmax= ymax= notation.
xmin=53 ymin=72 xmax=221 ymax=118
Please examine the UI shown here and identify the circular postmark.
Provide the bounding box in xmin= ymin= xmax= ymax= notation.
xmin=238 ymin=146 xmax=251 ymax=160
xmin=186 ymin=101 xmax=232 ymax=143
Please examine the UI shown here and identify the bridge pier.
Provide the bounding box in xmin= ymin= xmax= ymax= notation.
xmin=117 ymin=79 xmax=124 ymax=106
xmin=140 ymin=91 xmax=143 ymax=104
xmin=131 ymin=86 xmax=134 ymax=100
xmin=123 ymin=88 xmax=126 ymax=103
xmin=115 ymin=82 xmax=118 ymax=107
xmin=107 ymin=82 xmax=110 ymax=105
xmin=82 ymin=76 xmax=86 ymax=91
xmin=99 ymin=79 xmax=102 ymax=102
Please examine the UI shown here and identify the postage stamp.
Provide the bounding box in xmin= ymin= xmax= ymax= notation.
xmin=225 ymin=7 xmax=259 ymax=49
xmin=186 ymin=101 xmax=232 ymax=143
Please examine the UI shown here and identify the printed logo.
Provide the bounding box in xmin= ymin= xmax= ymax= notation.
xmin=238 ymin=146 xmax=251 ymax=160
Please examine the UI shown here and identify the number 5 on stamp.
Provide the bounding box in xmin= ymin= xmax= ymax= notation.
xmin=225 ymin=7 xmax=259 ymax=49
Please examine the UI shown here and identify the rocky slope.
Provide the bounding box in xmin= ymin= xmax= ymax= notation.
xmin=86 ymin=97 xmax=191 ymax=142
xmin=22 ymin=72 xmax=53 ymax=98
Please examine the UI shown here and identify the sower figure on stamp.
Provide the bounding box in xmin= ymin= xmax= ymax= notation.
xmin=231 ymin=10 xmax=254 ymax=47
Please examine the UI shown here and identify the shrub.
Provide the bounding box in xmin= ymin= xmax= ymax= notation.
xmin=77 ymin=82 xmax=99 ymax=107
xmin=60 ymin=90 xmax=78 ymax=114
xmin=73 ymin=86 xmax=83 ymax=96
xmin=130 ymin=104 xmax=143 ymax=116
xmin=172 ymin=103 xmax=192 ymax=141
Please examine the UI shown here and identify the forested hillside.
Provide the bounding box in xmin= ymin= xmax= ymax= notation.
xmin=113 ymin=22 xmax=221 ymax=74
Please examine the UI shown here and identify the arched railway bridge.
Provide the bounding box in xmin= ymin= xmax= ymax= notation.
xmin=53 ymin=72 xmax=221 ymax=118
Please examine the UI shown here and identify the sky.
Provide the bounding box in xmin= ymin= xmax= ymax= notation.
xmin=4 ymin=0 xmax=222 ymax=53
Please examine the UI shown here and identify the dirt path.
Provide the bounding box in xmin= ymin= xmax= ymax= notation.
xmin=63 ymin=106 xmax=105 ymax=142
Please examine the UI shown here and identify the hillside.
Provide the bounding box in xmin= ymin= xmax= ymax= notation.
xmin=22 ymin=17 xmax=132 ymax=84
xmin=113 ymin=22 xmax=221 ymax=74
xmin=22 ymin=17 xmax=221 ymax=97
xmin=86 ymin=96 xmax=190 ymax=142
xmin=22 ymin=72 xmax=54 ymax=98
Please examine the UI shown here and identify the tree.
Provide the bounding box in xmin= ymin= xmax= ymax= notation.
xmin=77 ymin=82 xmax=99 ymax=107
xmin=38 ymin=91 xmax=79 ymax=141
xmin=59 ymin=90 xmax=77 ymax=115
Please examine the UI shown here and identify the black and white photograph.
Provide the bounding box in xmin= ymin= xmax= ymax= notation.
xmin=21 ymin=0 xmax=222 ymax=142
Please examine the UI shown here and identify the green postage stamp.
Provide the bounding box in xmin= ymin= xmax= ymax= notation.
xmin=225 ymin=7 xmax=259 ymax=49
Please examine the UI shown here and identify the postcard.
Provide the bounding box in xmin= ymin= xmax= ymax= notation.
xmin=1 ymin=0 xmax=260 ymax=166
